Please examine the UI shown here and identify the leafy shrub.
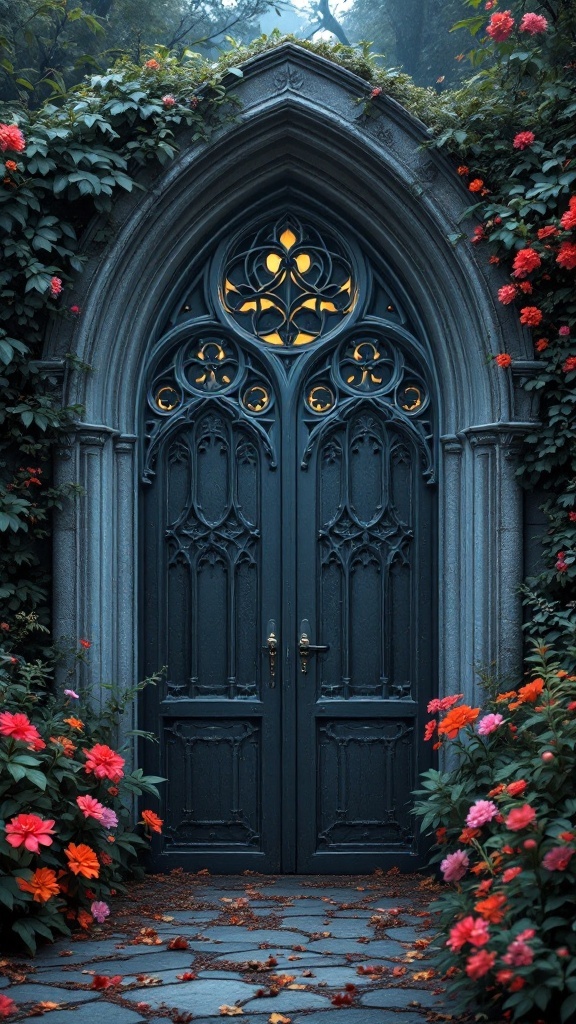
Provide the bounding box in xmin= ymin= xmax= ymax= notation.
xmin=0 ymin=620 xmax=164 ymax=953
xmin=414 ymin=642 xmax=576 ymax=1023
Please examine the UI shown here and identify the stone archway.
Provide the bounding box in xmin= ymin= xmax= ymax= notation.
xmin=45 ymin=43 xmax=538 ymax=809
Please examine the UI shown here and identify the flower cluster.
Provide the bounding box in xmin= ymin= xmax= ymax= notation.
xmin=416 ymin=646 xmax=576 ymax=1021
xmin=0 ymin=643 xmax=163 ymax=952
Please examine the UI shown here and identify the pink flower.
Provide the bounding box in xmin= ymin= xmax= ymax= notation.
xmin=466 ymin=949 xmax=497 ymax=979
xmin=513 ymin=131 xmax=535 ymax=150
xmin=441 ymin=850 xmax=470 ymax=883
xmin=477 ymin=713 xmax=504 ymax=736
xmin=466 ymin=800 xmax=499 ymax=828
xmin=447 ymin=916 xmax=490 ymax=952
xmin=505 ymin=804 xmax=537 ymax=830
xmin=64 ymin=688 xmax=79 ymax=699
xmin=486 ymin=10 xmax=515 ymax=42
xmin=100 ymin=807 xmax=118 ymax=829
xmin=77 ymin=795 xmax=105 ymax=820
xmin=0 ymin=123 xmax=25 ymax=153
xmin=498 ymin=285 xmax=517 ymax=305
xmin=519 ymin=12 xmax=548 ymax=34
xmin=503 ymin=938 xmax=534 ymax=967
xmin=84 ymin=743 xmax=125 ymax=783
xmin=91 ymin=900 xmax=110 ymax=923
xmin=70 ymin=305 xmax=81 ymax=315
xmin=162 ymin=95 xmax=176 ymax=107
xmin=5 ymin=813 xmax=56 ymax=853
xmin=427 ymin=694 xmax=463 ymax=714
xmin=49 ymin=276 xmax=62 ymax=297
xmin=559 ymin=326 xmax=571 ymax=336
xmin=542 ymin=846 xmax=574 ymax=871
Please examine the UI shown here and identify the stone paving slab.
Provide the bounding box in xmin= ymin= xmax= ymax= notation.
xmin=27 ymin=1005 xmax=147 ymax=1024
xmin=7 ymin=982 xmax=102 ymax=1006
xmin=122 ymin=977 xmax=259 ymax=1014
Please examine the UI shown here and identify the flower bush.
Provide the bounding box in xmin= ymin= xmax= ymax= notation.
xmin=0 ymin=627 xmax=164 ymax=953
xmin=414 ymin=643 xmax=576 ymax=1022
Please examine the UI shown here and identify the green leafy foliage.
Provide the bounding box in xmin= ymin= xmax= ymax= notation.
xmin=414 ymin=643 xmax=576 ymax=1022
xmin=0 ymin=620 xmax=164 ymax=952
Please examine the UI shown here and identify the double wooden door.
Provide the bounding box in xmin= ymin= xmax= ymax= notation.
xmin=142 ymin=215 xmax=435 ymax=872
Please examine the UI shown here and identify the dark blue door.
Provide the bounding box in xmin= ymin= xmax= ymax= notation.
xmin=142 ymin=213 xmax=436 ymax=872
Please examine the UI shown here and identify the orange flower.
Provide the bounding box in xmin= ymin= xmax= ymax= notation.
xmin=509 ymin=677 xmax=545 ymax=710
xmin=474 ymin=893 xmax=508 ymax=923
xmin=496 ymin=690 xmax=517 ymax=702
xmin=77 ymin=909 xmax=94 ymax=930
xmin=63 ymin=717 xmax=84 ymax=730
xmin=468 ymin=179 xmax=484 ymax=192
xmin=65 ymin=843 xmax=100 ymax=879
xmin=437 ymin=705 xmax=480 ymax=739
xmin=459 ymin=827 xmax=481 ymax=844
xmin=141 ymin=810 xmax=163 ymax=834
xmin=17 ymin=867 xmax=60 ymax=903
xmin=50 ymin=735 xmax=76 ymax=757
xmin=488 ymin=784 xmax=505 ymax=798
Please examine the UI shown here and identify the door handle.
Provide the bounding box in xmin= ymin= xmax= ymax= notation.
xmin=298 ymin=618 xmax=329 ymax=674
xmin=262 ymin=619 xmax=278 ymax=687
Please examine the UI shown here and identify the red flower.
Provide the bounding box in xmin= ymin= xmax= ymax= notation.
xmin=447 ymin=916 xmax=490 ymax=952
xmin=70 ymin=304 xmax=81 ymax=314
xmin=84 ymin=743 xmax=125 ymax=782
xmin=144 ymin=59 xmax=160 ymax=69
xmin=538 ymin=226 xmax=558 ymax=240
xmin=0 ymin=993 xmax=16 ymax=1019
xmin=49 ymin=276 xmax=62 ymax=297
xmin=79 ymin=638 xmax=91 ymax=649
xmin=469 ymin=179 xmax=484 ymax=192
xmin=502 ymin=866 xmax=522 ymax=883
xmin=519 ymin=12 xmax=548 ymax=34
xmin=498 ymin=285 xmax=517 ymax=305
xmin=557 ymin=242 xmax=576 ymax=270
xmin=0 ymin=123 xmax=25 ymax=152
xmin=457 ymin=165 xmax=469 ymax=175
xmin=506 ymin=780 xmax=527 ymax=796
xmin=535 ymin=338 xmax=548 ymax=352
xmin=486 ymin=11 xmax=514 ymax=42
xmin=518 ymin=281 xmax=532 ymax=294
xmin=370 ymin=87 xmax=382 ymax=99
xmin=423 ymin=719 xmax=437 ymax=741
xmin=5 ymin=813 xmax=56 ymax=853
xmin=427 ymin=694 xmax=463 ymax=714
xmin=519 ymin=306 xmax=543 ymax=327
xmin=512 ymin=247 xmax=541 ymax=278
xmin=505 ymin=804 xmax=537 ymax=831
xmin=563 ymin=356 xmax=576 ymax=373
xmin=513 ymin=131 xmax=535 ymax=150
xmin=494 ymin=353 xmax=512 ymax=368
xmin=0 ymin=711 xmax=43 ymax=747
xmin=162 ymin=95 xmax=176 ymax=107
xmin=560 ymin=198 xmax=576 ymax=230
xmin=466 ymin=949 xmax=496 ymax=979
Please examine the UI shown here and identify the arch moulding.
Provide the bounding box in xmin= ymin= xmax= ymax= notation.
xmin=44 ymin=44 xmax=539 ymax=747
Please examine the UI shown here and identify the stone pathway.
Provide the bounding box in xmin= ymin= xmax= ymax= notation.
xmin=1 ymin=872 xmax=461 ymax=1024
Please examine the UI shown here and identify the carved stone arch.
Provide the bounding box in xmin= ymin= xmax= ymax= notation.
xmin=46 ymin=43 xmax=536 ymax=758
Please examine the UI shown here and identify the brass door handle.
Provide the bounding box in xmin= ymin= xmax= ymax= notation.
xmin=298 ymin=619 xmax=329 ymax=674
xmin=262 ymin=619 xmax=278 ymax=687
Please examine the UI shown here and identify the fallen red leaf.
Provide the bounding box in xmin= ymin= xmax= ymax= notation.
xmin=167 ymin=936 xmax=190 ymax=950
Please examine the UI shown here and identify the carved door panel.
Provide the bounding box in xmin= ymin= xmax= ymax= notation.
xmin=295 ymin=338 xmax=436 ymax=872
xmin=142 ymin=336 xmax=282 ymax=872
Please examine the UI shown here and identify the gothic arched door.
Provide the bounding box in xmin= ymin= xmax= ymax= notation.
xmin=141 ymin=210 xmax=436 ymax=873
